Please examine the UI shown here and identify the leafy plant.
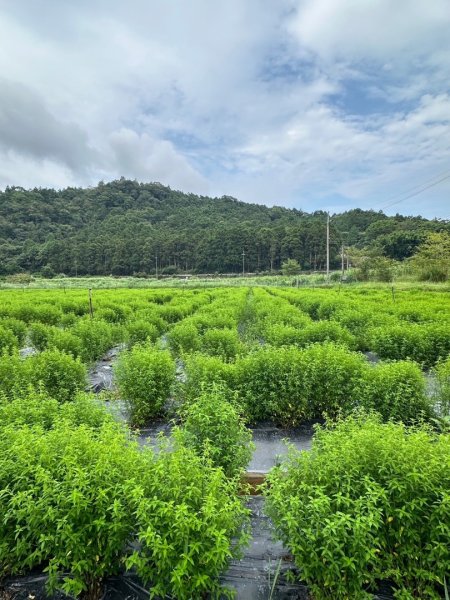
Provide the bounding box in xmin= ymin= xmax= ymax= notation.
xmin=0 ymin=421 xmax=142 ymax=597
xmin=126 ymin=438 xmax=250 ymax=600
xmin=71 ymin=319 xmax=117 ymax=363
xmin=0 ymin=389 xmax=115 ymax=431
xmin=184 ymin=353 xmax=236 ymax=401
xmin=29 ymin=322 xmax=52 ymax=351
xmin=265 ymin=414 xmax=450 ymax=599
xmin=127 ymin=319 xmax=159 ymax=346
xmin=201 ymin=327 xmax=243 ymax=361
xmin=115 ymin=344 xmax=175 ymax=425
xmin=234 ymin=346 xmax=306 ymax=423
xmin=168 ymin=321 xmax=201 ymax=354
xmin=356 ymin=360 xmax=432 ymax=423
xmin=0 ymin=326 xmax=18 ymax=354
xmin=30 ymin=348 xmax=87 ymax=403
xmin=0 ymin=318 xmax=27 ymax=346
xmin=177 ymin=384 xmax=254 ymax=477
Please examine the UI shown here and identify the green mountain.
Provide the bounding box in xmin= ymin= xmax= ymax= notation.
xmin=0 ymin=178 xmax=446 ymax=275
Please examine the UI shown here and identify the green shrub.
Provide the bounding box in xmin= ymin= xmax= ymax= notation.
xmin=29 ymin=349 xmax=87 ymax=403
xmin=186 ymin=344 xmax=367 ymax=425
xmin=425 ymin=324 xmax=450 ymax=367
xmin=32 ymin=303 xmax=63 ymax=325
xmin=96 ymin=303 xmax=129 ymax=323
xmin=0 ymin=352 xmax=27 ymax=398
xmin=59 ymin=311 xmax=78 ymax=327
xmin=12 ymin=304 xmax=40 ymax=323
xmin=370 ymin=324 xmax=429 ymax=365
xmin=0 ymin=318 xmax=27 ymax=346
xmin=184 ymin=353 xmax=236 ymax=401
xmin=126 ymin=440 xmax=250 ymax=600
xmin=265 ymin=414 xmax=450 ymax=599
xmin=0 ymin=350 xmax=85 ymax=403
xmin=297 ymin=321 xmax=356 ymax=349
xmin=334 ymin=309 xmax=390 ymax=351
xmin=0 ymin=389 xmax=60 ymax=429
xmin=95 ymin=307 xmax=118 ymax=323
xmin=418 ymin=266 xmax=448 ymax=282
xmin=201 ymin=327 xmax=243 ymax=361
xmin=115 ymin=345 xmax=175 ymax=425
xmin=263 ymin=323 xmax=308 ymax=347
xmin=235 ymin=346 xmax=306 ymax=423
xmin=296 ymin=343 xmax=367 ymax=420
xmin=157 ymin=305 xmax=185 ymax=323
xmin=192 ymin=312 xmax=237 ymax=333
xmin=48 ymin=328 xmax=84 ymax=358
xmin=71 ymin=319 xmax=115 ymax=363
xmin=177 ymin=385 xmax=254 ymax=477
xmin=0 ymin=422 xmax=249 ymax=599
xmin=0 ymin=326 xmax=18 ymax=353
xmin=0 ymin=421 xmax=142 ymax=597
xmin=168 ymin=321 xmax=201 ymax=354
xmin=233 ymin=344 xmax=366 ymax=424
xmin=0 ymin=390 xmax=114 ymax=431
xmin=127 ymin=319 xmax=159 ymax=346
xmin=370 ymin=323 xmax=450 ymax=368
xmin=356 ymin=361 xmax=431 ymax=423
xmin=29 ymin=322 xmax=52 ymax=351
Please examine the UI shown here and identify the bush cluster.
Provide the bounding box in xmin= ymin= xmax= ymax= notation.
xmin=0 ymin=413 xmax=249 ymax=599
xmin=265 ymin=414 xmax=450 ymax=599
xmin=177 ymin=384 xmax=254 ymax=477
xmin=185 ymin=344 xmax=429 ymax=425
xmin=0 ymin=349 xmax=86 ymax=402
xmin=115 ymin=344 xmax=176 ymax=425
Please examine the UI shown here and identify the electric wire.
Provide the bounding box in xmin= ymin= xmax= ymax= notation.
xmin=379 ymin=172 xmax=450 ymax=211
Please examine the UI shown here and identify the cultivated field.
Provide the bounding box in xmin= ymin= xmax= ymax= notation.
xmin=0 ymin=285 xmax=449 ymax=599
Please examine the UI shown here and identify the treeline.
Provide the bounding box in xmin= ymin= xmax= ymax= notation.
xmin=0 ymin=178 xmax=448 ymax=276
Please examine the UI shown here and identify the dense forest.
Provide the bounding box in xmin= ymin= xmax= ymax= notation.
xmin=0 ymin=178 xmax=448 ymax=276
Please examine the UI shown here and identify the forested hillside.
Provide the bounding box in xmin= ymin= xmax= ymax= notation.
xmin=0 ymin=178 xmax=447 ymax=276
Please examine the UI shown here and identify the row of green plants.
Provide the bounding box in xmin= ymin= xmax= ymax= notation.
xmin=167 ymin=288 xmax=248 ymax=360
xmin=184 ymin=344 xmax=433 ymax=425
xmin=1 ymin=384 xmax=448 ymax=600
xmin=271 ymin=288 xmax=450 ymax=365
xmin=3 ymin=286 xmax=449 ymax=370
xmin=0 ymin=288 xmax=222 ymax=365
xmin=265 ymin=413 xmax=450 ymax=599
xmin=244 ymin=288 xmax=358 ymax=350
xmin=114 ymin=340 xmax=438 ymax=427
xmin=0 ymin=349 xmax=86 ymax=403
xmin=0 ymin=389 xmax=252 ymax=599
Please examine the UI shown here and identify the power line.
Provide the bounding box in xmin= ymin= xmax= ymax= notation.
xmin=379 ymin=168 xmax=450 ymax=208
xmin=379 ymin=172 xmax=450 ymax=211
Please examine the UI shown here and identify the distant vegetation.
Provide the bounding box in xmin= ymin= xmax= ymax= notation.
xmin=0 ymin=178 xmax=449 ymax=279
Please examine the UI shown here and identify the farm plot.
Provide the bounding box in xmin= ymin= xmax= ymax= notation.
xmin=0 ymin=286 xmax=449 ymax=599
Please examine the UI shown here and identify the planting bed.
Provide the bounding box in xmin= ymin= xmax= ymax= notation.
xmin=0 ymin=285 xmax=449 ymax=599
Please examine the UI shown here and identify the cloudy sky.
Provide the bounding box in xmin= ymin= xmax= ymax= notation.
xmin=0 ymin=0 xmax=449 ymax=218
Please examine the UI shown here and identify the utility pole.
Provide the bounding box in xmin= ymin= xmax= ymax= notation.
xmin=155 ymin=254 xmax=158 ymax=279
xmin=341 ymin=243 xmax=345 ymax=279
xmin=326 ymin=212 xmax=330 ymax=281
xmin=242 ymin=250 xmax=246 ymax=276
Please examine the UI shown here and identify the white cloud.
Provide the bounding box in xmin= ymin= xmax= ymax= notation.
xmin=0 ymin=0 xmax=448 ymax=217
xmin=289 ymin=0 xmax=450 ymax=65
xmin=106 ymin=128 xmax=209 ymax=193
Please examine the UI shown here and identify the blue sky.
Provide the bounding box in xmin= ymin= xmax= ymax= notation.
xmin=0 ymin=0 xmax=449 ymax=218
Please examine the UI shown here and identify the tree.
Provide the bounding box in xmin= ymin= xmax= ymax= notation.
xmin=409 ymin=232 xmax=450 ymax=281
xmin=281 ymin=258 xmax=301 ymax=276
